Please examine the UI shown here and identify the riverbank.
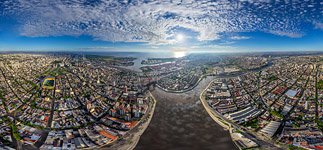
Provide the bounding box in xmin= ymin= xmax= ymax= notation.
xmin=200 ymin=79 xmax=261 ymax=150
xmin=199 ymin=79 xmax=231 ymax=130
xmin=199 ymin=79 xmax=284 ymax=150
xmin=135 ymin=76 xmax=237 ymax=150
xmin=156 ymin=74 xmax=211 ymax=93
xmin=103 ymin=91 xmax=157 ymax=150
xmin=156 ymin=60 xmax=273 ymax=94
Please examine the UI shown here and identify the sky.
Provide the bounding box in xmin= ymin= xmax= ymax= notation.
xmin=0 ymin=0 xmax=322 ymax=53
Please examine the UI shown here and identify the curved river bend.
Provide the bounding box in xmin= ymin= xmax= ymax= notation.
xmin=135 ymin=76 xmax=237 ymax=150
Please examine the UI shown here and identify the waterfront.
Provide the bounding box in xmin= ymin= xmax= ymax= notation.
xmin=74 ymin=51 xmax=189 ymax=72
xmin=135 ymin=76 xmax=237 ymax=150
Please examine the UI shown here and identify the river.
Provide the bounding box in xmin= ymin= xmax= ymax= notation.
xmin=135 ymin=76 xmax=237 ymax=150
xmin=75 ymin=52 xmax=237 ymax=149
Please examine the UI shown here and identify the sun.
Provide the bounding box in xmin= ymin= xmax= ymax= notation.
xmin=176 ymin=34 xmax=185 ymax=42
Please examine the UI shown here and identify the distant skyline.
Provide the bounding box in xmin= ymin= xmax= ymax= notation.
xmin=0 ymin=0 xmax=322 ymax=52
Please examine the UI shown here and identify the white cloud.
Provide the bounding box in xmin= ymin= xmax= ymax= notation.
xmin=314 ymin=22 xmax=323 ymax=30
xmin=190 ymin=44 xmax=239 ymax=53
xmin=268 ymin=30 xmax=303 ymax=38
xmin=230 ymin=36 xmax=251 ymax=40
xmin=1 ymin=0 xmax=321 ymax=44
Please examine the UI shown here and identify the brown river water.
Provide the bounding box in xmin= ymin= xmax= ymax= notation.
xmin=135 ymin=76 xmax=237 ymax=150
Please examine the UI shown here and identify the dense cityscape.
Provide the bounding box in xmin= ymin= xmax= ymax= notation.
xmin=203 ymin=56 xmax=323 ymax=150
xmin=1 ymin=0 xmax=322 ymax=150
xmin=0 ymin=54 xmax=155 ymax=150
xmin=0 ymin=52 xmax=322 ymax=150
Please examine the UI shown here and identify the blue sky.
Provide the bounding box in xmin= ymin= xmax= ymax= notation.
xmin=0 ymin=0 xmax=322 ymax=52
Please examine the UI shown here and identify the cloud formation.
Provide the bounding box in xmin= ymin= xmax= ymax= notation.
xmin=230 ymin=36 xmax=251 ymax=40
xmin=314 ymin=22 xmax=323 ymax=30
xmin=0 ymin=0 xmax=322 ymax=44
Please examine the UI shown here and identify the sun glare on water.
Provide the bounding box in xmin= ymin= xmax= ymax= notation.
xmin=173 ymin=51 xmax=187 ymax=58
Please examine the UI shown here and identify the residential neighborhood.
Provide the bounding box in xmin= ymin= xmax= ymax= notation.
xmin=0 ymin=54 xmax=154 ymax=150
